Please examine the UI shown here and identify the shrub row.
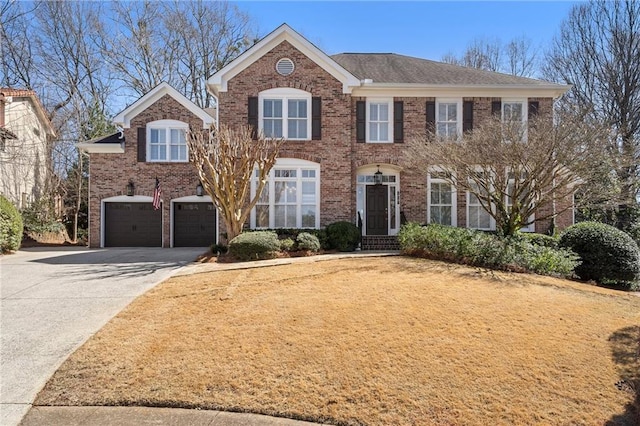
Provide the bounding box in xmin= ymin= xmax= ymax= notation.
xmin=398 ymin=222 xmax=579 ymax=277
xmin=0 ymin=195 xmax=23 ymax=253
xmin=228 ymin=231 xmax=322 ymax=261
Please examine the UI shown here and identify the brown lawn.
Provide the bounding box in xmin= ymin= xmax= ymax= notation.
xmin=36 ymin=257 xmax=640 ymax=426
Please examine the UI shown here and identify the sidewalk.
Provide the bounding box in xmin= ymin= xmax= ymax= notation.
xmin=20 ymin=406 xmax=329 ymax=426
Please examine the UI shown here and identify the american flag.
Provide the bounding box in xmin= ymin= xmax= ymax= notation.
xmin=152 ymin=177 xmax=162 ymax=210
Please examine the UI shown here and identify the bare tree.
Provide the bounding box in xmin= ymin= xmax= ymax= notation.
xmin=165 ymin=0 xmax=254 ymax=108
xmin=0 ymin=0 xmax=37 ymax=88
xmin=544 ymin=0 xmax=640 ymax=225
xmin=187 ymin=125 xmax=283 ymax=242
xmin=442 ymin=36 xmax=539 ymax=77
xmin=404 ymin=114 xmax=609 ymax=236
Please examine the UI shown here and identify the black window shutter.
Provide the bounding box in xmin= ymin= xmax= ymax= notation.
xmin=394 ymin=101 xmax=404 ymax=143
xmin=425 ymin=101 xmax=435 ymax=134
xmin=312 ymin=97 xmax=321 ymax=140
xmin=248 ymin=96 xmax=258 ymax=139
xmin=528 ymin=101 xmax=539 ymax=118
xmin=356 ymin=101 xmax=366 ymax=142
xmin=137 ymin=127 xmax=146 ymax=162
xmin=491 ymin=100 xmax=502 ymax=117
xmin=463 ymin=101 xmax=473 ymax=133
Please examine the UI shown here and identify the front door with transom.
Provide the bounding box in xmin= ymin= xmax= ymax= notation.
xmin=366 ymin=185 xmax=388 ymax=235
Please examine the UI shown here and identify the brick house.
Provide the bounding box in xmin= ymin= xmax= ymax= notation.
xmin=81 ymin=24 xmax=571 ymax=248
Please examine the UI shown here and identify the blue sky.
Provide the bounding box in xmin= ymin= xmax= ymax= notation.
xmin=234 ymin=1 xmax=579 ymax=60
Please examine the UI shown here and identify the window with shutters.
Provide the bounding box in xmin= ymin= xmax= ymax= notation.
xmin=427 ymin=170 xmax=457 ymax=226
xmin=436 ymin=99 xmax=462 ymax=138
xmin=147 ymin=120 xmax=188 ymax=162
xmin=502 ymin=99 xmax=527 ymax=123
xmin=367 ymin=98 xmax=393 ymax=143
xmin=258 ymin=88 xmax=311 ymax=140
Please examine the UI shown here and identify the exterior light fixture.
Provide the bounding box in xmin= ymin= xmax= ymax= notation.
xmin=126 ymin=180 xmax=135 ymax=196
xmin=196 ymin=182 xmax=204 ymax=196
xmin=374 ymin=165 xmax=383 ymax=185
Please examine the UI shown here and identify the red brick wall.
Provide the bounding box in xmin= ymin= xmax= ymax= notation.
xmin=88 ymin=95 xmax=206 ymax=247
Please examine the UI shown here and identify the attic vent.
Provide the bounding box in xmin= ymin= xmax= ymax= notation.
xmin=276 ymin=58 xmax=295 ymax=76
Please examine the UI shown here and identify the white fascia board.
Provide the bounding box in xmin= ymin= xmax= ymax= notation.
xmin=352 ymin=83 xmax=571 ymax=99
xmin=113 ymin=82 xmax=214 ymax=129
xmin=76 ymin=142 xmax=124 ymax=154
xmin=207 ymin=24 xmax=360 ymax=94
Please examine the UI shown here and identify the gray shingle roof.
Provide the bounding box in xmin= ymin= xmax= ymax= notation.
xmin=331 ymin=53 xmax=558 ymax=86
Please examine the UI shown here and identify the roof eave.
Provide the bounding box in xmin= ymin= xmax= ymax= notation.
xmin=113 ymin=82 xmax=214 ymax=129
xmin=353 ymin=83 xmax=571 ymax=98
xmin=77 ymin=142 xmax=125 ymax=154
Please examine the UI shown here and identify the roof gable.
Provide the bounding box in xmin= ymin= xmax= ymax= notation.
xmin=113 ymin=82 xmax=214 ymax=129
xmin=1 ymin=88 xmax=56 ymax=137
xmin=207 ymin=24 xmax=361 ymax=95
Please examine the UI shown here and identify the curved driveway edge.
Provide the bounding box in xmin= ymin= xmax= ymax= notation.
xmin=0 ymin=247 xmax=204 ymax=426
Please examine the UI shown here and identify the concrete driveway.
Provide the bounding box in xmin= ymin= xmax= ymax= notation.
xmin=0 ymin=247 xmax=204 ymax=426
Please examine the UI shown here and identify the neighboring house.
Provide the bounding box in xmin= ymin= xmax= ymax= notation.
xmin=0 ymin=89 xmax=56 ymax=209
xmin=81 ymin=24 xmax=572 ymax=249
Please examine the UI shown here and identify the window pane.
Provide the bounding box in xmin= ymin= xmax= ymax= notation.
xmin=158 ymin=145 xmax=166 ymax=160
xmin=302 ymin=181 xmax=315 ymax=203
xmin=274 ymin=205 xmax=285 ymax=227
xmin=150 ymin=145 xmax=159 ymax=160
xmin=170 ymin=145 xmax=179 ymax=160
xmin=378 ymin=103 xmax=389 ymax=121
xmin=275 ymin=169 xmax=296 ymax=178
xmin=286 ymin=205 xmax=296 ymax=227
xmin=370 ymin=123 xmax=378 ymax=141
xmin=302 ymin=206 xmax=316 ymax=227
xmin=448 ymin=104 xmax=457 ymax=121
xmin=441 ymin=184 xmax=452 ymax=204
xmin=302 ymin=170 xmax=315 ymax=178
xmin=379 ymin=123 xmax=388 ymax=141
xmin=286 ymin=182 xmax=297 ymax=203
xmin=288 ymin=99 xmax=307 ymax=118
xmin=258 ymin=185 xmax=269 ymax=203
xmin=256 ymin=205 xmax=269 ymax=228
xmin=370 ymin=104 xmax=379 ymax=120
xmin=274 ymin=182 xmax=286 ymax=203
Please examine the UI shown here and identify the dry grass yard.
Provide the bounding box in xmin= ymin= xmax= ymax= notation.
xmin=36 ymin=257 xmax=639 ymax=425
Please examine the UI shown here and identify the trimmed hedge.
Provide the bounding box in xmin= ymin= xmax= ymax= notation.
xmin=0 ymin=195 xmax=23 ymax=253
xmin=326 ymin=221 xmax=361 ymax=252
xmin=249 ymin=228 xmax=329 ymax=250
xmin=297 ymin=232 xmax=321 ymax=252
xmin=559 ymin=221 xmax=640 ymax=289
xmin=228 ymin=231 xmax=280 ymax=261
xmin=398 ymin=222 xmax=579 ymax=277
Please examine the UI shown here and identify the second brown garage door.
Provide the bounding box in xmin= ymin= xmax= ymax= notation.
xmin=104 ymin=202 xmax=162 ymax=247
xmin=173 ymin=202 xmax=217 ymax=247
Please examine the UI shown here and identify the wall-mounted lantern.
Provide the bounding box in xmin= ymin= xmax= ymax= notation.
xmin=196 ymin=182 xmax=204 ymax=197
xmin=126 ymin=180 xmax=135 ymax=196
xmin=374 ymin=165 xmax=383 ymax=185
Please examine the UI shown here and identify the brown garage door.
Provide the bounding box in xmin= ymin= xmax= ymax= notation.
xmin=104 ymin=202 xmax=162 ymax=247
xmin=173 ymin=202 xmax=217 ymax=247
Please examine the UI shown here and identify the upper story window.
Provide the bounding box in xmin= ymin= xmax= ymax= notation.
xmin=147 ymin=119 xmax=188 ymax=162
xmin=259 ymin=88 xmax=311 ymax=140
xmin=367 ymin=98 xmax=393 ymax=143
xmin=436 ymin=99 xmax=462 ymax=138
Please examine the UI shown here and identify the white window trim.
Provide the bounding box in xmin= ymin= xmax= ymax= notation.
xmin=436 ymin=98 xmax=463 ymax=139
xmin=366 ymin=98 xmax=393 ymax=143
xmin=427 ymin=170 xmax=457 ymax=226
xmin=258 ymin=88 xmax=311 ymax=141
xmin=501 ymin=98 xmax=528 ymax=123
xmin=250 ymin=158 xmax=320 ymax=229
xmin=146 ymin=119 xmax=189 ymax=163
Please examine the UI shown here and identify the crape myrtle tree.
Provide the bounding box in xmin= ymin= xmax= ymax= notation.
xmin=544 ymin=0 xmax=640 ymax=228
xmin=187 ymin=125 xmax=284 ymax=242
xmin=404 ymin=113 xmax=609 ymax=237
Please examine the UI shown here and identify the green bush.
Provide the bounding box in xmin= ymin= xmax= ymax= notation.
xmin=559 ymin=221 xmax=640 ymax=288
xmin=280 ymin=238 xmax=295 ymax=251
xmin=250 ymin=228 xmax=330 ymax=250
xmin=210 ymin=243 xmax=228 ymax=255
xmin=398 ymin=222 xmax=579 ymax=277
xmin=519 ymin=232 xmax=559 ymax=249
xmin=228 ymin=231 xmax=280 ymax=261
xmin=297 ymin=232 xmax=321 ymax=252
xmin=0 ymin=195 xmax=23 ymax=252
xmin=326 ymin=221 xmax=361 ymax=252
xmin=21 ymin=203 xmax=65 ymax=234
